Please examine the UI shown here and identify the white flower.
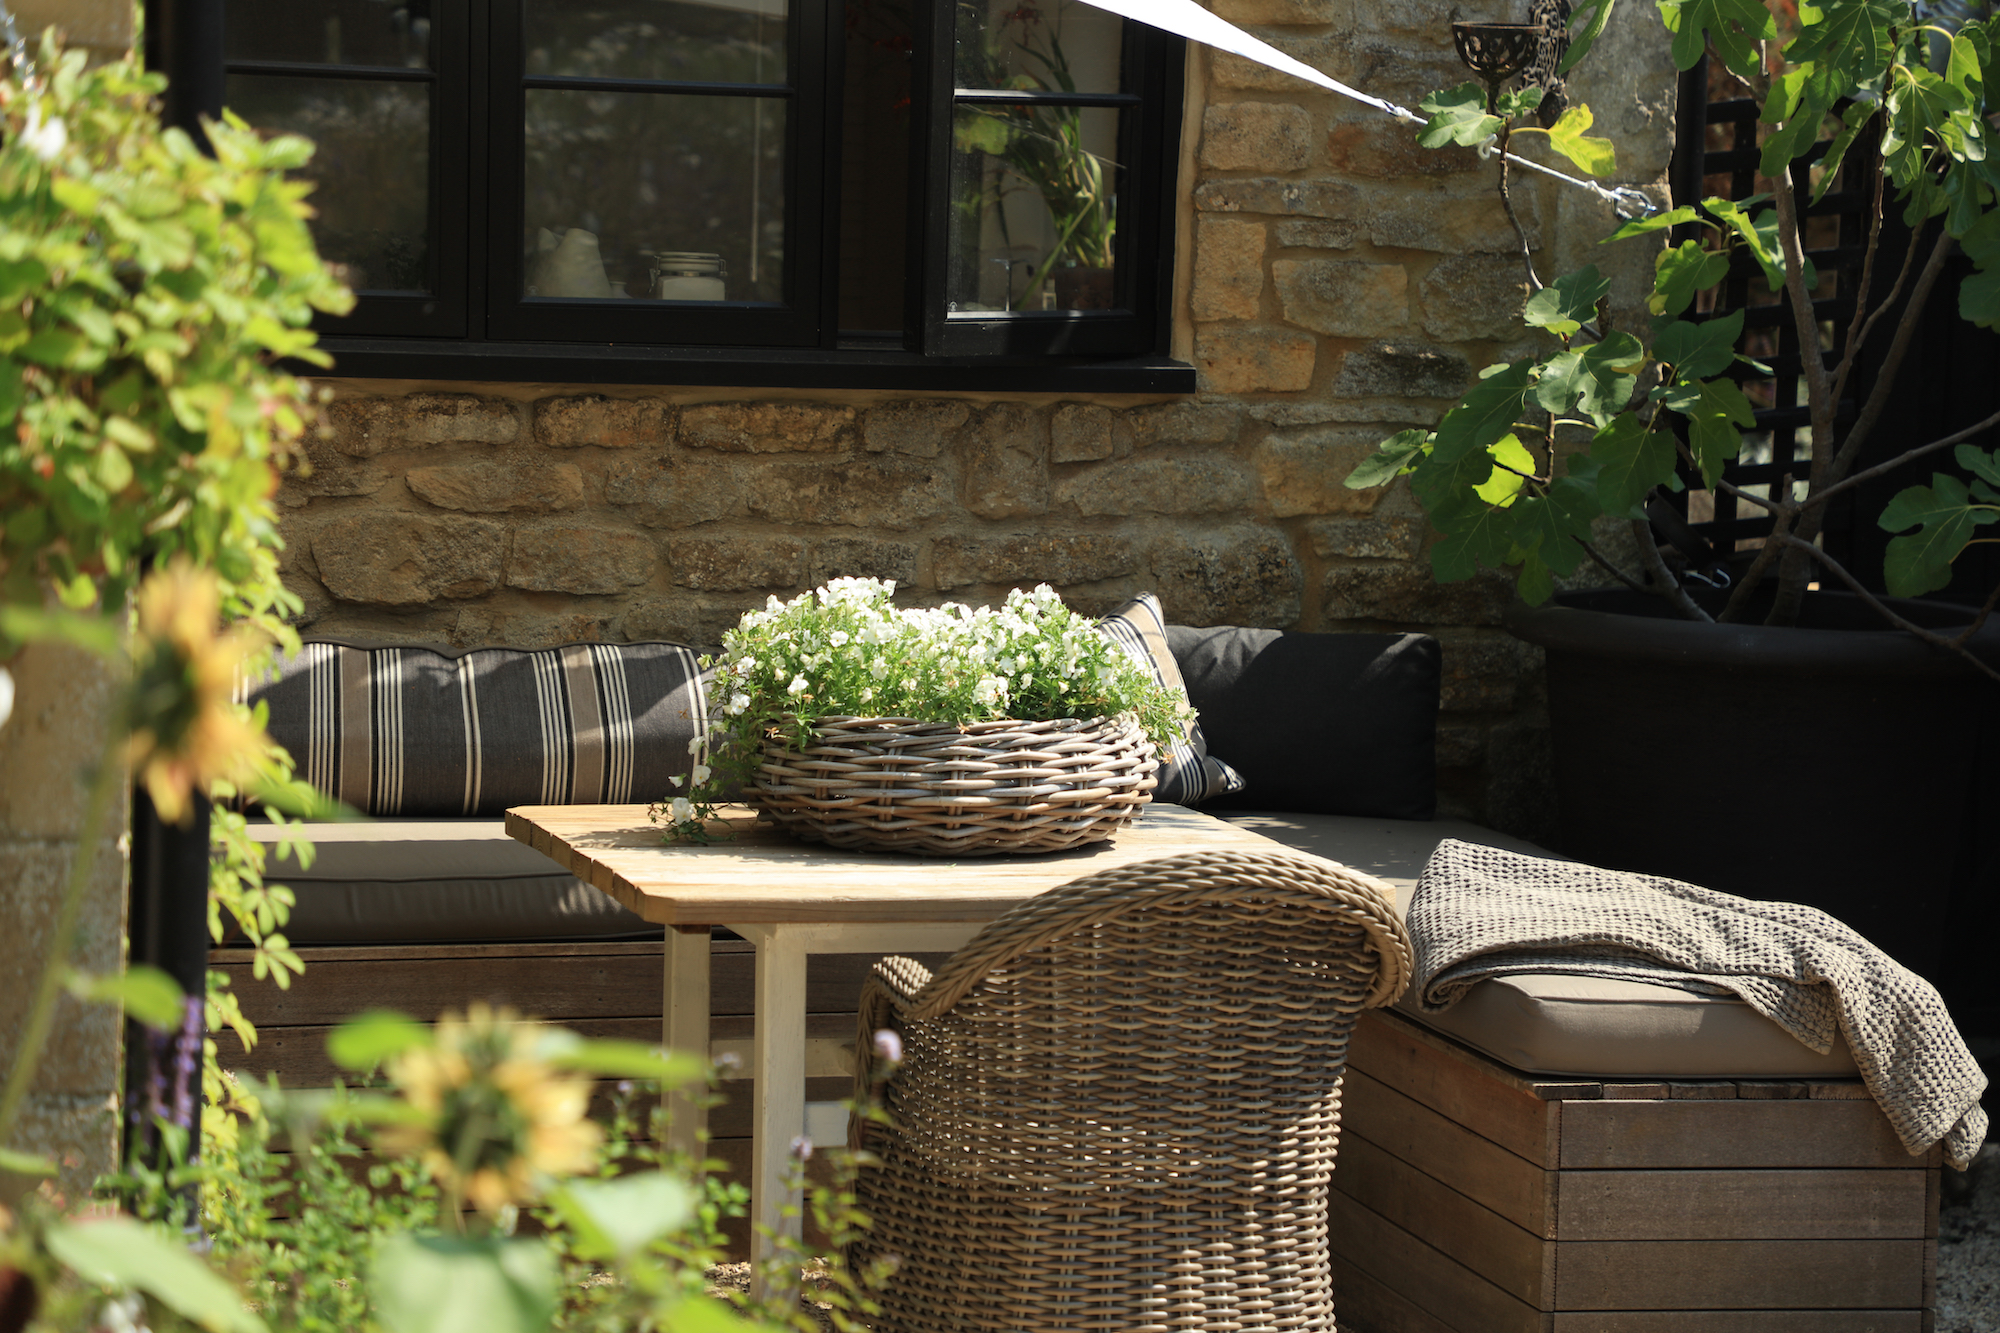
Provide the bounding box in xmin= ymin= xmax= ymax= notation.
xmin=973 ymin=675 xmax=1007 ymax=706
xmin=20 ymin=105 xmax=67 ymax=162
xmin=670 ymin=796 xmax=695 ymax=824
xmin=691 ymin=763 xmax=711 ymax=784
xmin=0 ymin=665 xmax=12 ymax=732
xmin=728 ymin=692 xmax=751 ymax=715
xmin=788 ymin=674 xmax=810 ymax=695
xmin=687 ymin=735 xmax=703 ymax=754
xmin=873 ymin=1029 xmax=903 ymax=1065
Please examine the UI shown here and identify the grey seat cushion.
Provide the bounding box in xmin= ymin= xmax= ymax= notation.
xmin=246 ymin=818 xmax=658 ymax=945
xmin=1214 ymin=811 xmax=1859 ymax=1079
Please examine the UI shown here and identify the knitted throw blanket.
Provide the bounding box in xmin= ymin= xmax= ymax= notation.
xmin=1409 ymin=839 xmax=1989 ymax=1170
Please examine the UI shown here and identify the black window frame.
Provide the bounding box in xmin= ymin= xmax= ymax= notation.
xmin=168 ymin=0 xmax=1192 ymax=390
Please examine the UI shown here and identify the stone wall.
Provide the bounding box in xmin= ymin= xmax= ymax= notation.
xmin=282 ymin=1 xmax=1677 ymax=835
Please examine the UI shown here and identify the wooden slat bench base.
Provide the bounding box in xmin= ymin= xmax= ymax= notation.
xmin=209 ymin=938 xmax=924 ymax=1259
xmin=1334 ymin=1008 xmax=1940 ymax=1333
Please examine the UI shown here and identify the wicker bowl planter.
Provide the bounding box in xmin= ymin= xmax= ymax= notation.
xmin=753 ymin=715 xmax=1158 ymax=855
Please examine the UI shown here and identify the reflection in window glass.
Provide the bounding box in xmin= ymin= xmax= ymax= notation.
xmin=947 ymin=104 xmax=1119 ymax=312
xmin=524 ymin=0 xmax=786 ymax=83
xmin=226 ymin=75 xmax=432 ymax=293
xmin=225 ymin=0 xmax=432 ymax=68
xmin=523 ymin=90 xmax=784 ymax=302
xmin=953 ymin=0 xmax=1120 ymax=94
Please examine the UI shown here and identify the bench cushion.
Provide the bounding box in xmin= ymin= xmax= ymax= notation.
xmin=245 ymin=819 xmax=658 ymax=945
xmin=1215 ymin=811 xmax=1859 ymax=1079
xmin=1169 ymin=627 xmax=1438 ymax=820
xmin=248 ymin=640 xmax=708 ymax=817
xmin=1097 ymin=594 xmax=1245 ymax=806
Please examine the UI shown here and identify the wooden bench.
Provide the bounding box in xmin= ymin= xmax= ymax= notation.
xmin=1332 ymin=1008 xmax=1940 ymax=1333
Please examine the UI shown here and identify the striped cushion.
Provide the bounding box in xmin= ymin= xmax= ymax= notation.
xmin=1096 ymin=595 xmax=1246 ymax=807
xmin=247 ymin=641 xmax=708 ymax=816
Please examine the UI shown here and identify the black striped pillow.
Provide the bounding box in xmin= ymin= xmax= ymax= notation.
xmin=246 ymin=641 xmax=708 ymax=816
xmin=1096 ymin=595 xmax=1246 ymax=807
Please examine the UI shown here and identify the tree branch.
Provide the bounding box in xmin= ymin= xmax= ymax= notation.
xmin=1770 ymin=533 xmax=2000 ymax=684
xmin=1578 ymin=538 xmax=1648 ymax=593
xmin=1799 ymin=402 xmax=2000 ymax=512
xmin=1770 ymin=164 xmax=1836 ymax=485
xmin=1719 ymin=481 xmax=1795 ymax=623
xmin=1826 ymin=226 xmax=1956 ymax=489
xmin=1632 ymin=518 xmax=1715 ymax=621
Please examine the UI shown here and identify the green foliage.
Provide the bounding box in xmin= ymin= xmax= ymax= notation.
xmin=1363 ymin=0 xmax=2000 ymax=612
xmin=45 ymin=1215 xmax=268 ymax=1333
xmin=0 ymin=34 xmax=348 ymax=636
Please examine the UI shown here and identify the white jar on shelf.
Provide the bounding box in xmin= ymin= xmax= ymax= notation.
xmin=647 ymin=252 xmax=726 ymax=301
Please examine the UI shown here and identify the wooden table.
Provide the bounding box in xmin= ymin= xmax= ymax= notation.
xmin=505 ymin=801 xmax=1294 ymax=1280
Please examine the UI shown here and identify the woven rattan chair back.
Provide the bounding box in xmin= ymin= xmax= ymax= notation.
xmin=850 ymin=848 xmax=1412 ymax=1332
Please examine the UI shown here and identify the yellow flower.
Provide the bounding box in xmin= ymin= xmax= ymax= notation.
xmin=379 ymin=1004 xmax=602 ymax=1217
xmin=121 ymin=560 xmax=265 ymax=824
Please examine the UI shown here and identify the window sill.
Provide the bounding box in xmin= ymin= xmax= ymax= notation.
xmin=306 ymin=337 xmax=1198 ymax=394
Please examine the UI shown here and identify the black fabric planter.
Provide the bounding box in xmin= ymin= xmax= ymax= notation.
xmin=1505 ymin=589 xmax=2000 ymax=1022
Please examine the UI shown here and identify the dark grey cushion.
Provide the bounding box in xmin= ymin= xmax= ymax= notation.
xmin=247 ymin=641 xmax=708 ymax=817
xmin=245 ymin=819 xmax=658 ymax=945
xmin=1167 ymin=626 xmax=1440 ymax=820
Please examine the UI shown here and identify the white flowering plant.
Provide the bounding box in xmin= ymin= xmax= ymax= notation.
xmin=649 ymin=578 xmax=1191 ymax=841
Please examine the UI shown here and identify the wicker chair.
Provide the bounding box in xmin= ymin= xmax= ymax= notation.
xmin=850 ymin=848 xmax=1413 ymax=1332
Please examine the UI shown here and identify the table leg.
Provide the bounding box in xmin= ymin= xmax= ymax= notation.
xmin=745 ymin=924 xmax=807 ymax=1303
xmin=663 ymin=924 xmax=711 ymax=1165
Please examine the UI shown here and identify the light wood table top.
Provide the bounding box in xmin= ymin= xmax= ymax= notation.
xmin=504 ymin=800 xmax=1292 ymax=925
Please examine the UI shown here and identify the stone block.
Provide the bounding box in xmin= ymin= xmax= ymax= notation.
xmin=449 ymin=605 xmax=621 ymax=651
xmin=1330 ymin=341 xmax=1474 ymax=398
xmin=1212 ymin=0 xmax=1341 ymax=24
xmin=1321 ymin=564 xmax=1515 ymax=625
xmin=1273 ymin=259 xmax=1409 ymax=338
xmin=1422 ymin=254 xmax=1533 ymax=342
xmin=667 ymin=536 xmax=808 ymax=591
xmin=1254 ymin=426 xmax=1392 ymax=517
xmin=1332 ymin=34 xmax=1466 ymax=108
xmin=328 ymin=393 xmax=521 ymax=456
xmin=277 ymin=434 xmax=390 ymax=507
xmin=1435 ymin=720 xmax=1488 ymax=770
xmin=752 ymin=456 xmax=953 ymax=530
xmin=0 ymin=641 xmax=122 ymax=840
xmin=507 ymin=523 xmax=658 ymax=594
xmin=6 ymin=1092 xmax=120 ymax=1209
xmin=1124 ymin=401 xmax=1244 ymax=450
xmin=1190 ymin=217 xmax=1267 ymax=322
xmin=1195 ymin=326 xmax=1315 ymax=393
xmin=1251 ymin=396 xmax=1449 ymax=427
xmin=1274 ymin=219 xmax=1360 ymax=249
xmin=312 ymin=512 xmax=507 ymax=604
xmin=1306 ymin=515 xmax=1425 ymax=560
xmin=1149 ymin=526 xmax=1304 ymax=626
xmin=1194 ymin=177 xmax=1363 ymax=218
xmin=932 ymin=533 xmax=1140 ymax=591
xmin=959 ymin=403 xmax=1049 ymax=520
xmin=862 ymin=400 xmax=972 ymax=457
xmin=808 ymin=538 xmax=920 ymax=586
xmin=0 ymin=839 xmax=126 ymax=1097
xmin=1055 ymin=457 xmax=1254 ymax=518
xmin=1212 ymin=33 xmax=1345 ymax=92
xmin=1372 ymin=183 xmax=1543 ymax=255
xmin=1483 ymin=714 xmax=1557 ymax=845
xmin=1326 ymin=117 xmax=1480 ymax=178
xmin=680 ymin=401 xmax=857 ymax=453
xmin=13 ymin=0 xmax=132 ymax=53
xmin=1050 ymin=404 xmax=1116 ymax=463
xmin=1434 ymin=631 xmax=1544 ymax=712
xmin=1200 ymin=103 xmax=1315 ymax=173
xmin=620 ymin=595 xmax=765 ymax=653
xmin=604 ymin=454 xmax=751 ymax=528
xmin=407 ymin=461 xmax=586 ymax=513
xmin=534 ymin=395 xmax=675 ymax=449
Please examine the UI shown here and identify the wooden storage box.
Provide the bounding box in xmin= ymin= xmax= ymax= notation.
xmin=1333 ymin=1008 xmax=1940 ymax=1333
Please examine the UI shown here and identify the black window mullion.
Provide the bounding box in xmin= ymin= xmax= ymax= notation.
xmin=484 ymin=0 xmax=830 ymax=349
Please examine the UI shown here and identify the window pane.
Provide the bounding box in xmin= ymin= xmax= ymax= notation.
xmin=524 ymin=0 xmax=787 ymax=84
xmin=946 ymin=104 xmax=1120 ymax=313
xmin=954 ymin=0 xmax=1121 ymax=94
xmin=523 ymin=90 xmax=784 ymax=303
xmin=226 ymin=75 xmax=432 ymax=294
xmin=225 ymin=0 xmax=432 ymax=69
xmin=838 ymin=0 xmax=914 ymax=331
